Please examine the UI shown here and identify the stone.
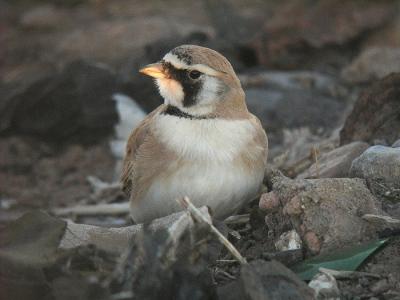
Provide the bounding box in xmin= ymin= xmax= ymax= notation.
xmin=350 ymin=145 xmax=400 ymax=190
xmin=241 ymin=71 xmax=347 ymax=133
xmin=341 ymin=47 xmax=400 ymax=83
xmin=6 ymin=59 xmax=119 ymax=142
xmin=261 ymin=249 xmax=303 ymax=267
xmin=275 ymin=229 xmax=302 ymax=251
xmin=265 ymin=167 xmax=384 ymax=254
xmin=58 ymin=17 xmax=215 ymax=66
xmin=19 ymin=4 xmax=63 ymax=29
xmin=392 ymin=139 xmax=400 ymax=148
xmin=369 ymin=279 xmax=391 ymax=294
xmin=262 ymin=1 xmax=396 ymax=68
xmin=309 ymin=272 xmax=341 ymax=299
xmin=259 ymin=191 xmax=280 ymax=212
xmin=340 ymin=73 xmax=400 ymax=146
xmin=218 ymin=260 xmax=314 ymax=300
xmin=362 ymin=214 xmax=400 ymax=235
xmin=299 ymin=141 xmax=370 ymax=178
xmin=362 ymin=13 xmax=400 ymax=49
xmin=109 ymin=94 xmax=147 ymax=167
xmin=304 ymin=232 xmax=321 ymax=254
xmin=283 ymin=196 xmax=303 ymax=216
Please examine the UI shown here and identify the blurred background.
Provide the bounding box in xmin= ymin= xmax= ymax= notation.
xmin=1 ymin=0 xmax=400 ymax=225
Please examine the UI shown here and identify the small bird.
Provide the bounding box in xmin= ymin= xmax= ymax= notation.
xmin=120 ymin=45 xmax=268 ymax=224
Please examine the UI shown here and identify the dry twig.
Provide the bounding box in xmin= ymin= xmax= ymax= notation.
xmin=52 ymin=202 xmax=130 ymax=216
xmin=176 ymin=196 xmax=247 ymax=265
xmin=224 ymin=214 xmax=250 ymax=225
xmin=313 ymin=147 xmax=320 ymax=178
xmin=319 ymin=267 xmax=381 ymax=279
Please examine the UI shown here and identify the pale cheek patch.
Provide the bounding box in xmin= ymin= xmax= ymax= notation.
xmin=196 ymin=76 xmax=224 ymax=108
xmin=156 ymin=78 xmax=184 ymax=107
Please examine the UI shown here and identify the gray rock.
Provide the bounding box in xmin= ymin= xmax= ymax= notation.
xmin=362 ymin=214 xmax=400 ymax=235
xmin=264 ymin=168 xmax=383 ymax=254
xmin=241 ymin=71 xmax=348 ymax=132
xmin=299 ymin=141 xmax=370 ymax=178
xmin=349 ymin=145 xmax=400 ymax=190
xmin=392 ymin=139 xmax=400 ymax=148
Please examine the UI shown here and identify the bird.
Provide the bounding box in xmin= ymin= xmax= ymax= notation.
xmin=120 ymin=45 xmax=268 ymax=224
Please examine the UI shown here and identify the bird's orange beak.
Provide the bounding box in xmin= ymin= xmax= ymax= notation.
xmin=139 ymin=63 xmax=165 ymax=79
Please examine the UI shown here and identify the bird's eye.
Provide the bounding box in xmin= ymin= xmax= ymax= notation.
xmin=188 ymin=70 xmax=202 ymax=80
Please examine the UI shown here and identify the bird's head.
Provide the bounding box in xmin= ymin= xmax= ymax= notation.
xmin=140 ymin=45 xmax=247 ymax=119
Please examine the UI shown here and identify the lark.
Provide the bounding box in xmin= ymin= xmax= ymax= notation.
xmin=121 ymin=45 xmax=268 ymax=223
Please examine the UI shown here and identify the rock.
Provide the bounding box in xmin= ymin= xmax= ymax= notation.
xmin=341 ymin=47 xmax=400 ymax=83
xmin=19 ymin=4 xmax=63 ymax=29
xmin=362 ymin=214 xmax=400 ymax=236
xmin=272 ymin=127 xmax=340 ymax=178
xmin=304 ymin=232 xmax=321 ymax=254
xmin=350 ymin=145 xmax=400 ymax=190
xmin=299 ymin=141 xmax=370 ymax=179
xmin=5 ymin=59 xmax=118 ymax=142
xmin=362 ymin=13 xmax=400 ymax=49
xmin=392 ymin=139 xmax=400 ymax=148
xmin=111 ymin=94 xmax=146 ymax=142
xmin=309 ymin=272 xmax=341 ymax=299
xmin=340 ymin=72 xmax=400 ymax=146
xmin=261 ymin=249 xmax=303 ymax=267
xmin=259 ymin=191 xmax=280 ymax=212
xmin=275 ymin=229 xmax=302 ymax=251
xmin=265 ymin=168 xmax=384 ymax=254
xmin=369 ymin=279 xmax=391 ymax=294
xmin=0 ymin=211 xmax=68 ymax=300
xmin=58 ymin=17 xmax=215 ymax=66
xmin=241 ymin=71 xmax=347 ymax=133
xmin=109 ymin=93 xmax=146 ymax=177
xmin=262 ymin=1 xmax=396 ymax=68
xmin=283 ymin=196 xmax=303 ymax=216
xmin=218 ymin=260 xmax=314 ymax=300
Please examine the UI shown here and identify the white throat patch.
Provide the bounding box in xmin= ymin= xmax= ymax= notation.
xmin=156 ymin=78 xmax=184 ymax=107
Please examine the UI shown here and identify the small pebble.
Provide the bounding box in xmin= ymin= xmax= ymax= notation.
xmin=358 ymin=277 xmax=369 ymax=287
xmin=259 ymin=191 xmax=280 ymax=212
xmin=275 ymin=229 xmax=302 ymax=251
xmin=304 ymin=232 xmax=321 ymax=254
xmin=342 ymin=290 xmax=352 ymax=299
xmin=229 ymin=230 xmax=241 ymax=240
xmin=283 ymin=195 xmax=302 ymax=216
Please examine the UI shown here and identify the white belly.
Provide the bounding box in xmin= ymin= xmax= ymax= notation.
xmin=131 ymin=114 xmax=266 ymax=223
xmin=131 ymin=160 xmax=263 ymax=223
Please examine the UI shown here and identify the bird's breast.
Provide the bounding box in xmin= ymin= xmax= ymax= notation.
xmin=153 ymin=114 xmax=257 ymax=162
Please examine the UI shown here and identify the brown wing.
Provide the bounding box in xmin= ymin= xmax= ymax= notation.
xmin=120 ymin=105 xmax=166 ymax=197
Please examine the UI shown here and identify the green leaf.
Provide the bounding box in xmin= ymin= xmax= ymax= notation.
xmin=291 ymin=238 xmax=389 ymax=280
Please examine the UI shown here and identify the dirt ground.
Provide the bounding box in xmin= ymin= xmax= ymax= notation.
xmin=1 ymin=0 xmax=400 ymax=299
